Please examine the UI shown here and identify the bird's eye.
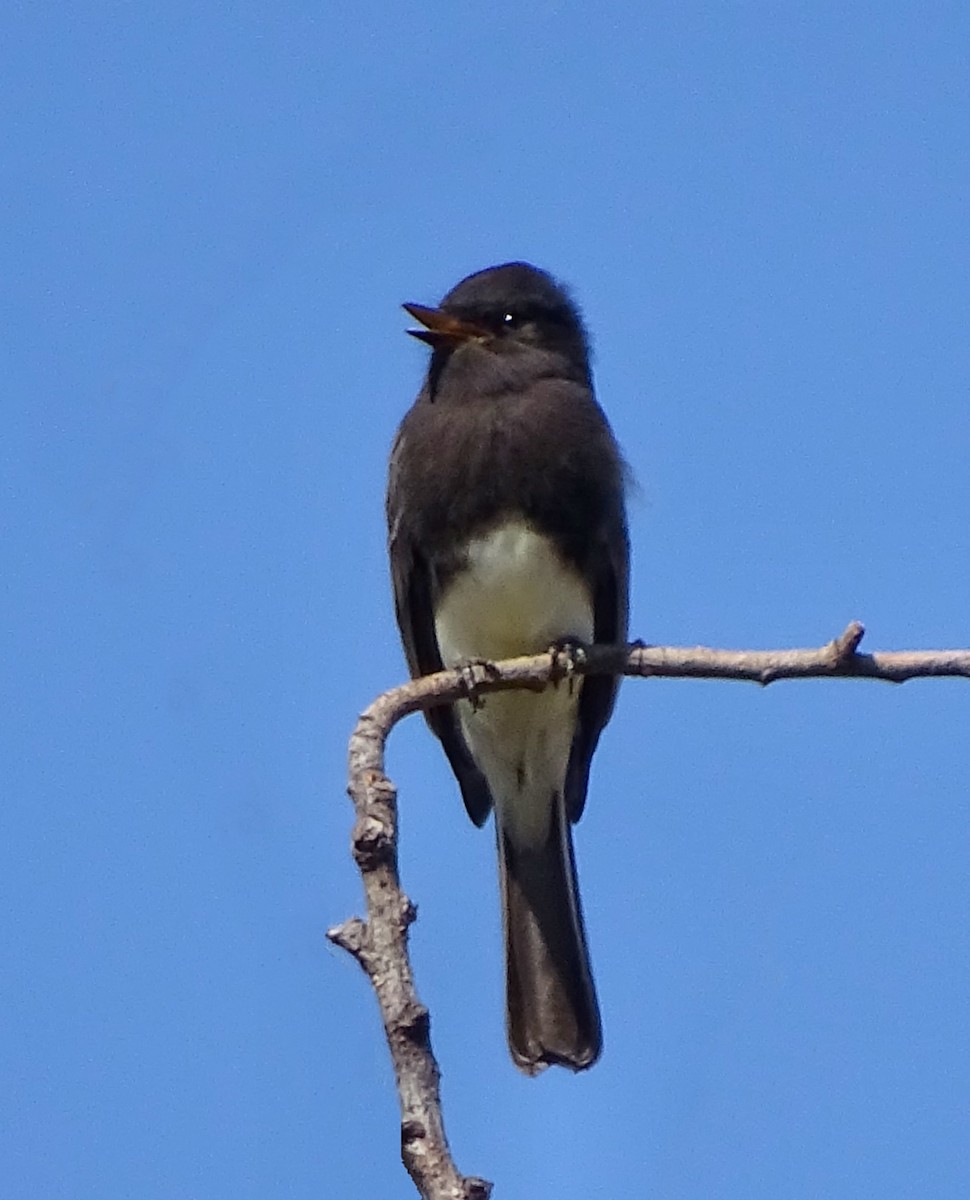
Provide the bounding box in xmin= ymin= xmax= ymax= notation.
xmin=501 ymin=310 xmax=521 ymax=328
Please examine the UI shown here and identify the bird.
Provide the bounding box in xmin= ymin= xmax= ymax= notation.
xmin=386 ymin=261 xmax=629 ymax=1073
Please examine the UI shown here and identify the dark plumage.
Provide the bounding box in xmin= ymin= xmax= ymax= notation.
xmin=387 ymin=262 xmax=629 ymax=1072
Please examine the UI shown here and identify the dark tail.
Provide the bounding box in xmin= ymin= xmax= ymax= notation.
xmin=498 ymin=795 xmax=602 ymax=1074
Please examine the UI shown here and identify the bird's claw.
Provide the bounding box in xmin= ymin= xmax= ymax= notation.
xmin=548 ymin=638 xmax=587 ymax=692
xmin=457 ymin=658 xmax=500 ymax=710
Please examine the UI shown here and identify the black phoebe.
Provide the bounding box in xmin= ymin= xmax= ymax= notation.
xmin=386 ymin=262 xmax=629 ymax=1073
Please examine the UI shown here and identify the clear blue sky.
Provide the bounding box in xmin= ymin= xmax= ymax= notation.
xmin=4 ymin=5 xmax=969 ymax=1198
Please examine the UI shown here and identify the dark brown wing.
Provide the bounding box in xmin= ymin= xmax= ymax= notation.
xmin=387 ymin=434 xmax=493 ymax=826
xmin=564 ymin=517 xmax=630 ymax=822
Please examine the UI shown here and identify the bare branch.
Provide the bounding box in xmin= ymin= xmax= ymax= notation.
xmin=329 ymin=622 xmax=969 ymax=1196
xmin=327 ymin=773 xmax=493 ymax=1200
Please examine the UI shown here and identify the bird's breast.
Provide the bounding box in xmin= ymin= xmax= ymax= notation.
xmin=434 ymin=520 xmax=594 ymax=666
xmin=434 ymin=520 xmax=594 ymax=845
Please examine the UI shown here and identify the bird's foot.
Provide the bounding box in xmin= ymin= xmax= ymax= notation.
xmin=547 ymin=637 xmax=588 ymax=693
xmin=456 ymin=658 xmax=500 ymax=711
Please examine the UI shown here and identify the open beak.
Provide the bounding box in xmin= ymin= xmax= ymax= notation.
xmin=403 ymin=303 xmax=489 ymax=348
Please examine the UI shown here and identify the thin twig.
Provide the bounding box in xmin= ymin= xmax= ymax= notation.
xmin=328 ymin=622 xmax=969 ymax=1197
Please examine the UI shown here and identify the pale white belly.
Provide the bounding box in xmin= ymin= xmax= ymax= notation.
xmin=434 ymin=521 xmax=594 ymax=846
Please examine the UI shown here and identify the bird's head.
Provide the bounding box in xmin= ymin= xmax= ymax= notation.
xmin=404 ymin=262 xmax=592 ymax=392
